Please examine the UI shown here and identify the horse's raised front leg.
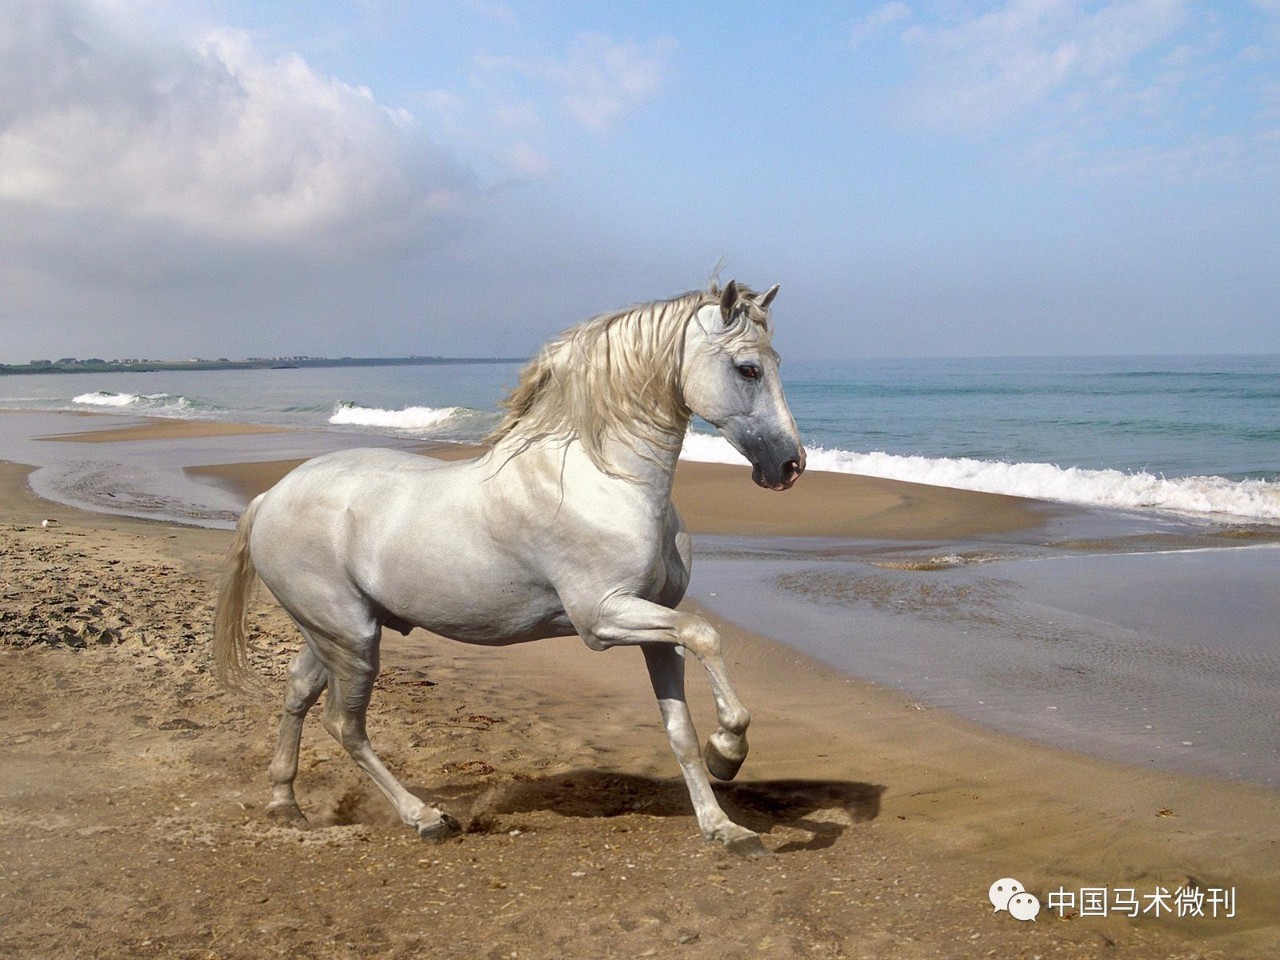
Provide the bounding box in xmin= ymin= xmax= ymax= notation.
xmin=581 ymin=595 xmax=767 ymax=856
xmin=591 ymin=596 xmax=751 ymax=778
xmin=307 ymin=627 xmax=461 ymax=842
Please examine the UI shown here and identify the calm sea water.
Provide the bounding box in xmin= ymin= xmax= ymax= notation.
xmin=1 ymin=354 xmax=1278 ymax=522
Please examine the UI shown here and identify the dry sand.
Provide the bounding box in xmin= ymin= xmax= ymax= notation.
xmin=2 ymin=426 xmax=1278 ymax=959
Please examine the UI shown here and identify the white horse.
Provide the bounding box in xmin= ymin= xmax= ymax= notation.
xmin=213 ymin=280 xmax=805 ymax=856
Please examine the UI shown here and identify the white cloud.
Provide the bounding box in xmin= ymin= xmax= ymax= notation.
xmin=850 ymin=2 xmax=913 ymax=48
xmin=863 ymin=0 xmax=1280 ymax=184
xmin=895 ymin=0 xmax=1191 ymax=132
xmin=493 ymin=99 xmax=541 ymax=132
xmin=499 ymin=141 xmax=555 ymax=179
xmin=461 ymin=0 xmax=520 ymax=28
xmin=555 ymin=32 xmax=678 ymax=131
xmin=481 ymin=32 xmax=678 ymax=132
xmin=0 ymin=0 xmax=476 ymax=255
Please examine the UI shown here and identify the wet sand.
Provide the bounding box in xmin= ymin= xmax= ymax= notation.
xmin=2 ymin=415 xmax=1278 ymax=957
xmin=37 ymin=420 xmax=292 ymax=444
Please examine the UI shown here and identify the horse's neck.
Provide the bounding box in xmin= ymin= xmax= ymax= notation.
xmin=597 ymin=424 xmax=686 ymax=496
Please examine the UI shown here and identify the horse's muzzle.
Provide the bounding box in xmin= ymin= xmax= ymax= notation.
xmin=752 ymin=446 xmax=806 ymax=491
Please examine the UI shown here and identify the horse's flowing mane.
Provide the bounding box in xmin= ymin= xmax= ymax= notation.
xmin=488 ymin=283 xmax=772 ymax=478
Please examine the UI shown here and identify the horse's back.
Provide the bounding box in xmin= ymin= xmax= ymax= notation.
xmin=247 ymin=449 xmax=467 ymax=620
xmin=261 ymin=447 xmax=469 ymax=508
xmin=252 ymin=446 xmax=482 ymax=552
xmin=271 ymin=446 xmax=457 ymax=488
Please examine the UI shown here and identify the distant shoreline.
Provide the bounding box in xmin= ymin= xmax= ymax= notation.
xmin=0 ymin=355 xmax=526 ymax=376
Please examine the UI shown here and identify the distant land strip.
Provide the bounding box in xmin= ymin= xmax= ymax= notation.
xmin=0 ymin=356 xmax=527 ymax=376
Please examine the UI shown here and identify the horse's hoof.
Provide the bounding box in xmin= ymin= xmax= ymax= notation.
xmin=704 ymin=735 xmax=746 ymax=782
xmin=416 ymin=812 xmax=462 ymax=842
xmin=265 ymin=801 xmax=310 ymax=828
xmin=724 ymin=832 xmax=773 ymax=859
xmin=727 ymin=834 xmax=773 ymax=859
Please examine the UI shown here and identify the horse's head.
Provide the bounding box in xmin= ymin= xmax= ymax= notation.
xmin=682 ymin=280 xmax=806 ymax=491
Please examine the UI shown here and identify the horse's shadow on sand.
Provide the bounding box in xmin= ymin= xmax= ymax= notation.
xmin=413 ymin=772 xmax=885 ymax=854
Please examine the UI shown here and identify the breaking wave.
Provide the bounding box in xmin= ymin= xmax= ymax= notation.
xmin=328 ymin=401 xmax=499 ymax=440
xmin=71 ymin=391 xmax=205 ymax=416
xmin=678 ymin=432 xmax=1280 ymax=523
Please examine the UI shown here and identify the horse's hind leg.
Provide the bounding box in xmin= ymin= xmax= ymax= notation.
xmin=312 ymin=627 xmax=461 ymax=842
xmin=266 ymin=643 xmax=328 ymax=825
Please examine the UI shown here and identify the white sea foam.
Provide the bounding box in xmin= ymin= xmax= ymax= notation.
xmin=71 ymin=391 xmax=197 ymax=415
xmin=328 ymin=402 xmax=498 ymax=438
xmin=73 ymin=390 xmax=145 ymax=407
xmin=678 ymin=432 xmax=1280 ymax=523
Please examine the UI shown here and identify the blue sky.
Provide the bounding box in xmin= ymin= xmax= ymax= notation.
xmin=2 ymin=0 xmax=1278 ymax=361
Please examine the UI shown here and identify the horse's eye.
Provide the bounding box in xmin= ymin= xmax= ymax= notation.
xmin=736 ymin=363 xmax=761 ymax=381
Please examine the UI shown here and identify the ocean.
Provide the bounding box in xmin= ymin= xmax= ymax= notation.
xmin=3 ymin=355 xmax=1279 ymax=787
xmin=1 ymin=353 xmax=1278 ymax=523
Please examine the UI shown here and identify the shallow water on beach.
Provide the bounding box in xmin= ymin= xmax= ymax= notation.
xmin=692 ymin=538 xmax=1280 ymax=788
xmin=0 ymin=412 xmax=417 ymax=528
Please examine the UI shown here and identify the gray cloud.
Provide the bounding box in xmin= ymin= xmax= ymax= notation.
xmin=0 ymin=0 xmax=477 ymax=268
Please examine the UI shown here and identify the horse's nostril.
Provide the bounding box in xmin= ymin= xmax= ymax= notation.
xmin=783 ymin=458 xmax=803 ymax=481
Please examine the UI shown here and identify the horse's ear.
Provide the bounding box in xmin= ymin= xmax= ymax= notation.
xmin=760 ymin=283 xmax=779 ymax=309
xmin=719 ymin=279 xmax=739 ymax=321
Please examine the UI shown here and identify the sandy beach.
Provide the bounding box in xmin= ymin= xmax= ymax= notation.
xmin=2 ymin=418 xmax=1278 ymax=959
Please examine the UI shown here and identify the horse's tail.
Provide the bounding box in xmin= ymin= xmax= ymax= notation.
xmin=213 ymin=495 xmax=267 ymax=696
